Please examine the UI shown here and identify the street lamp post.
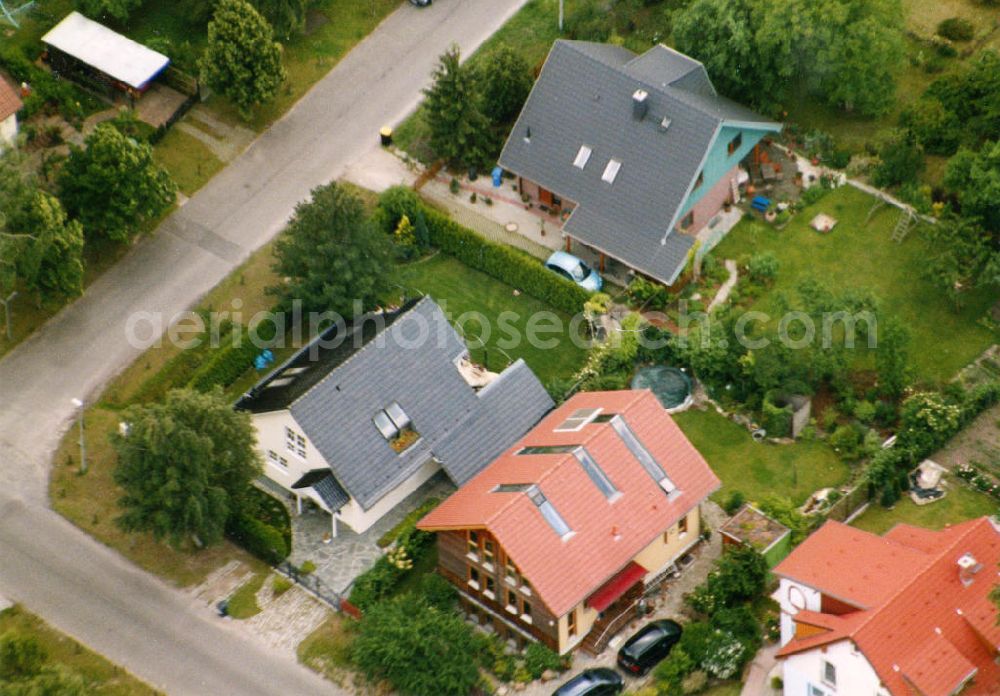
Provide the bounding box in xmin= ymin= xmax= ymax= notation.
xmin=71 ymin=398 xmax=86 ymax=474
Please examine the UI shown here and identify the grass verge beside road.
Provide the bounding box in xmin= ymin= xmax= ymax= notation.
xmin=711 ymin=186 xmax=998 ymax=384
xmin=0 ymin=604 xmax=159 ymax=695
xmin=674 ymin=408 xmax=850 ymax=506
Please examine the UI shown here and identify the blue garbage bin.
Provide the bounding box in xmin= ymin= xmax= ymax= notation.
xmin=492 ymin=166 xmax=503 ymax=188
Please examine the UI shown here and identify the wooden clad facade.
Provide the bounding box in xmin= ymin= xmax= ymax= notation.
xmin=436 ymin=530 xmax=560 ymax=650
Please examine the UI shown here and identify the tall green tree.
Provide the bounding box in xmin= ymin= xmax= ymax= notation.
xmin=58 ymin=123 xmax=175 ymax=243
xmin=201 ymin=0 xmax=287 ymax=118
xmin=17 ymin=192 xmax=85 ymax=304
xmin=76 ymin=0 xmax=142 ymax=21
xmin=112 ymin=388 xmax=261 ymax=546
xmin=874 ymin=315 xmax=910 ymax=398
xmin=925 ymin=215 xmax=999 ymax=309
xmin=250 ymin=0 xmax=306 ymax=38
xmin=945 ymin=140 xmax=1000 ymax=232
xmin=675 ymin=0 xmax=904 ymax=115
xmin=351 ymin=595 xmax=480 ymax=696
xmin=476 ymin=43 xmax=533 ymax=126
xmin=423 ymin=45 xmax=489 ymax=167
xmin=270 ymin=182 xmax=392 ymax=317
xmin=674 ymin=0 xmax=773 ymax=107
xmin=0 ymin=152 xmax=37 ymax=298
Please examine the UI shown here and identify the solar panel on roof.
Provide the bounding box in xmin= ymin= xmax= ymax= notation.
xmin=554 ymin=407 xmax=602 ymax=432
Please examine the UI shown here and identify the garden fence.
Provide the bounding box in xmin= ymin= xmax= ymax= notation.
xmin=818 ymin=484 xmax=870 ymax=526
xmin=275 ymin=561 xmax=346 ymax=614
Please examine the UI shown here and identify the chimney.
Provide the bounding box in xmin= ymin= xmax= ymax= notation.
xmin=632 ymin=89 xmax=648 ymax=120
xmin=957 ymin=553 xmax=980 ymax=586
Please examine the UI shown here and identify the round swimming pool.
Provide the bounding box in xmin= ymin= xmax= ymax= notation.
xmin=631 ymin=366 xmax=693 ymax=411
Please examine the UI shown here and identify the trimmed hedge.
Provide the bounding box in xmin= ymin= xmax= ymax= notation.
xmin=226 ymin=513 xmax=289 ymax=564
xmin=422 ymin=207 xmax=591 ymax=316
xmin=188 ymin=322 xmax=277 ymax=393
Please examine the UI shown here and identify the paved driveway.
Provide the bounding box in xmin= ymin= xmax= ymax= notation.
xmin=0 ymin=0 xmax=530 ymax=692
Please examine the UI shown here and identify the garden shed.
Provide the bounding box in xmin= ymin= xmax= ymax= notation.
xmin=41 ymin=12 xmax=169 ymax=101
xmin=719 ymin=504 xmax=792 ymax=568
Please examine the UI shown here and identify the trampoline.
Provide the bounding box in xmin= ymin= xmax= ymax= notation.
xmin=631 ymin=366 xmax=693 ymax=412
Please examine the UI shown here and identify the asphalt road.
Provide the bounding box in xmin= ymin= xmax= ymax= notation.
xmin=0 ymin=0 xmax=530 ymax=692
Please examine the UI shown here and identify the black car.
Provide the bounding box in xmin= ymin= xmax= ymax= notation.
xmin=408 ymin=0 xmax=431 ymax=5
xmin=552 ymin=668 xmax=624 ymax=696
xmin=616 ymin=619 xmax=683 ymax=676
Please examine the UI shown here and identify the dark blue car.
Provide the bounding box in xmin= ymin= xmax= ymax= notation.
xmin=552 ymin=668 xmax=624 ymax=696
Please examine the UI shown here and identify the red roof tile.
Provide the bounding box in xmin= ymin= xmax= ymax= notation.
xmin=418 ymin=390 xmax=720 ymax=618
xmin=0 ymin=77 xmax=22 ymax=122
xmin=776 ymin=517 xmax=1000 ymax=696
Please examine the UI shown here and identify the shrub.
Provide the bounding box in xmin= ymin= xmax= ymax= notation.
xmin=524 ymin=642 xmax=566 ymax=679
xmin=676 ymin=622 xmax=714 ymax=666
xmin=872 ymin=130 xmax=924 ymax=188
xmin=653 ymin=646 xmax=695 ymax=692
xmin=686 ymin=547 xmax=768 ymax=616
xmin=701 ymin=630 xmax=749 ymax=679
xmin=800 ymin=184 xmax=830 ymax=206
xmin=226 ymin=513 xmax=289 ymax=564
xmin=423 ymin=207 xmax=590 ymax=315
xmin=348 ymin=555 xmax=405 ymax=611
xmin=723 ymin=490 xmax=746 ymax=516
xmin=829 ymin=424 xmax=864 ymax=460
xmin=762 ymin=392 xmax=793 ymax=438
xmin=626 ymin=275 xmax=672 ymax=311
xmin=681 ymin=670 xmax=708 ymax=694
xmin=272 ymin=575 xmax=293 ymax=596
xmin=378 ymin=498 xmax=440 ymax=548
xmin=352 ymin=596 xmax=479 ymax=696
xmin=711 ymin=605 xmax=762 ymax=653
xmin=416 ymin=573 xmax=458 ymax=611
xmin=375 ymin=186 xmax=423 ymax=234
xmin=936 ymin=17 xmax=975 ymax=41
xmin=747 ymin=252 xmax=779 ymax=284
xmin=188 ymin=321 xmax=277 ymax=392
xmin=299 ymin=560 xmax=316 ymax=575
xmin=854 ymin=400 xmax=876 ymax=424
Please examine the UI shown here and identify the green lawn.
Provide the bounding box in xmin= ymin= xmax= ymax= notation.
xmin=0 ymin=605 xmax=158 ymax=695
xmin=711 ymin=186 xmax=998 ymax=384
xmin=395 ymin=253 xmax=589 ymax=386
xmin=152 ymin=128 xmax=225 ymax=197
xmin=674 ymin=409 xmax=850 ymax=506
xmin=226 ymin=572 xmax=267 ymax=619
xmin=851 ymin=480 xmax=997 ymax=535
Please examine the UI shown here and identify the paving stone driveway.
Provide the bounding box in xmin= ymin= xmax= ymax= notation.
xmin=288 ymin=472 xmax=455 ymax=594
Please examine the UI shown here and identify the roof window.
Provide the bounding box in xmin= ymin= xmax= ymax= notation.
xmin=573 ymin=144 xmax=592 ymax=169
xmin=554 ymin=407 xmax=602 ymax=432
xmin=601 ymin=159 xmax=622 ymax=184
xmin=610 ymin=415 xmax=678 ymax=495
xmin=528 ymin=485 xmax=572 ymax=538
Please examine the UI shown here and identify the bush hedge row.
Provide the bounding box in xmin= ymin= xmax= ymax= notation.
xmin=422 ymin=207 xmax=592 ymax=316
xmin=226 ymin=513 xmax=289 ymax=565
xmin=188 ymin=322 xmax=277 ymax=393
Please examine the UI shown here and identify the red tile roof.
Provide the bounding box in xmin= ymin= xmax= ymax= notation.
xmin=0 ymin=77 xmax=22 ymax=122
xmin=418 ymin=390 xmax=720 ymax=618
xmin=776 ymin=518 xmax=1000 ymax=696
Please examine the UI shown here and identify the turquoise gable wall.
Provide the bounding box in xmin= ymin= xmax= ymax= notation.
xmin=678 ymin=125 xmax=773 ymax=218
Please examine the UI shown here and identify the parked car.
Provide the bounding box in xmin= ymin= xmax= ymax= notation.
xmin=545 ymin=250 xmax=603 ymax=292
xmin=408 ymin=0 xmax=431 ymax=5
xmin=616 ymin=619 xmax=682 ymax=676
xmin=552 ymin=668 xmax=624 ymax=696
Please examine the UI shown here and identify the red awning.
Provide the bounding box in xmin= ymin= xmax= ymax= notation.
xmin=587 ymin=561 xmax=647 ymax=613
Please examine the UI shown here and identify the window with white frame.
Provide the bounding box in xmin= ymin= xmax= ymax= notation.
xmin=822 ymin=660 xmax=836 ymax=687
xmin=285 ymin=426 xmax=306 ymax=458
xmin=266 ymin=450 xmax=288 ymax=469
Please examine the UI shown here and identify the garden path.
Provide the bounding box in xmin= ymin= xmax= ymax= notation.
xmin=707 ymin=259 xmax=739 ymax=313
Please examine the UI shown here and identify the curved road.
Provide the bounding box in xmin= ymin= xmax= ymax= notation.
xmin=0 ymin=1 xmax=528 ymax=693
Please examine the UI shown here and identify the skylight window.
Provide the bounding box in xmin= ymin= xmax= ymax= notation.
xmin=554 ymin=408 xmax=602 ymax=432
xmin=384 ymin=401 xmax=411 ymax=430
xmin=493 ymin=483 xmax=533 ymax=493
xmin=528 ymin=485 xmax=572 ymax=538
xmin=518 ymin=445 xmax=578 ymax=455
xmin=574 ymin=447 xmax=618 ymax=499
xmin=610 ymin=416 xmax=677 ymax=495
xmin=573 ymin=144 xmax=592 ymax=170
xmin=267 ymin=376 xmax=294 ymax=388
xmin=373 ymin=410 xmax=398 ymax=440
xmin=601 ymin=159 xmax=622 ymax=184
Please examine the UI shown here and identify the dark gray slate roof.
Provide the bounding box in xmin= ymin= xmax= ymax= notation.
xmin=246 ymin=297 xmax=552 ymax=512
xmin=291 ymin=469 xmax=350 ymax=512
xmin=498 ymin=40 xmax=780 ymax=284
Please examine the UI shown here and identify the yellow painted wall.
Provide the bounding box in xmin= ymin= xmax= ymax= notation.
xmin=554 ymin=505 xmax=702 ymax=653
